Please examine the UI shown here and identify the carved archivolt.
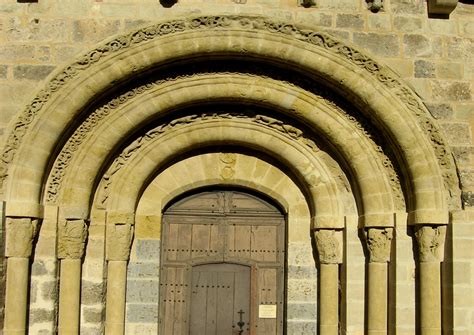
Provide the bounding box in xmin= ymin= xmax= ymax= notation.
xmin=415 ymin=225 xmax=447 ymax=262
xmin=96 ymin=112 xmax=322 ymax=208
xmin=5 ymin=218 xmax=39 ymax=258
xmin=57 ymin=219 xmax=88 ymax=259
xmin=365 ymin=228 xmax=393 ymax=263
xmin=45 ymin=73 xmax=403 ymax=213
xmin=0 ymin=15 xmax=458 ymax=212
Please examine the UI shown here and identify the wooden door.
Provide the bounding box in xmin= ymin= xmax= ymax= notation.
xmin=159 ymin=190 xmax=285 ymax=335
xmin=190 ymin=263 xmax=250 ymax=335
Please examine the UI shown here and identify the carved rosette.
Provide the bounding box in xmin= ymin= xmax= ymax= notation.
xmin=106 ymin=223 xmax=134 ymax=261
xmin=5 ymin=217 xmax=39 ymax=258
xmin=219 ymin=153 xmax=236 ymax=180
xmin=57 ymin=219 xmax=88 ymax=259
xmin=365 ymin=227 xmax=393 ymax=263
xmin=415 ymin=225 xmax=447 ymax=262
xmin=313 ymin=229 xmax=342 ymax=264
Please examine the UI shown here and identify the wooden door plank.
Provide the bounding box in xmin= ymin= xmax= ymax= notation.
xmin=258 ymin=268 xmax=278 ymax=335
xmin=205 ymin=270 xmax=218 ymax=335
xmin=234 ymin=224 xmax=251 ymax=260
xmin=190 ymin=270 xmax=208 ymax=335
xmin=163 ymin=267 xmax=176 ymax=335
xmin=173 ymin=267 xmax=186 ymax=335
xmin=234 ymin=266 xmax=251 ymax=335
xmin=216 ymin=270 xmax=234 ymax=334
xmin=191 ymin=224 xmax=210 ymax=259
xmin=166 ymin=223 xmax=179 ymax=261
xmin=177 ymin=223 xmax=192 ymax=261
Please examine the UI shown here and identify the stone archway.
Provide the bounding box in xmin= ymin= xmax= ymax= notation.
xmin=0 ymin=15 xmax=460 ymax=335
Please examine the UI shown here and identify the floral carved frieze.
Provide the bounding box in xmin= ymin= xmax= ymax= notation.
xmin=44 ymin=71 xmax=403 ymax=210
xmin=57 ymin=219 xmax=88 ymax=259
xmin=313 ymin=229 xmax=342 ymax=264
xmin=415 ymin=225 xmax=447 ymax=262
xmin=5 ymin=217 xmax=39 ymax=258
xmin=0 ymin=15 xmax=458 ymax=209
xmin=365 ymin=227 xmax=393 ymax=263
xmin=96 ymin=112 xmax=322 ymax=208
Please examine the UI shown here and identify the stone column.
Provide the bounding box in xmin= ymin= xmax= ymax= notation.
xmin=415 ymin=225 xmax=446 ymax=335
xmin=313 ymin=229 xmax=342 ymax=335
xmin=57 ymin=219 xmax=88 ymax=335
xmin=365 ymin=227 xmax=393 ymax=335
xmin=105 ymin=218 xmax=134 ymax=335
xmin=4 ymin=218 xmax=39 ymax=335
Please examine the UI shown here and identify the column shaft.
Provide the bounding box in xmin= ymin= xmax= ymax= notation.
xmin=58 ymin=259 xmax=82 ymax=335
xmin=420 ymin=262 xmax=441 ymax=335
xmin=4 ymin=257 xmax=29 ymax=335
xmin=319 ymin=263 xmax=339 ymax=335
xmin=105 ymin=260 xmax=128 ymax=335
xmin=368 ymin=262 xmax=388 ymax=335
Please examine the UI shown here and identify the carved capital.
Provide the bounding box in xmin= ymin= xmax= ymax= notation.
xmin=365 ymin=227 xmax=393 ymax=263
xmin=5 ymin=217 xmax=39 ymax=258
xmin=415 ymin=225 xmax=446 ymax=262
xmin=313 ymin=229 xmax=342 ymax=264
xmin=57 ymin=219 xmax=88 ymax=259
xmin=106 ymin=223 xmax=134 ymax=261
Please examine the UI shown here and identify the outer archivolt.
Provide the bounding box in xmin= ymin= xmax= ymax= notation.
xmin=0 ymin=15 xmax=457 ymax=210
xmin=44 ymin=72 xmax=404 ymax=210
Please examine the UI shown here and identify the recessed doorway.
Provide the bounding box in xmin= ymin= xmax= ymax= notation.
xmin=159 ymin=189 xmax=286 ymax=334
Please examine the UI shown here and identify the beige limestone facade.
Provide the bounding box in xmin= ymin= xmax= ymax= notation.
xmin=0 ymin=0 xmax=473 ymax=334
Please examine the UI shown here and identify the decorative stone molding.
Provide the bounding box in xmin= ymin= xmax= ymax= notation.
xmin=219 ymin=153 xmax=237 ymax=180
xmin=57 ymin=219 xmax=88 ymax=259
xmin=96 ymin=112 xmax=322 ymax=208
xmin=45 ymin=71 xmax=402 ymax=209
xmin=415 ymin=225 xmax=447 ymax=262
xmin=428 ymin=0 xmax=458 ymax=16
xmin=365 ymin=227 xmax=393 ymax=263
xmin=5 ymin=217 xmax=39 ymax=258
xmin=106 ymin=223 xmax=134 ymax=261
xmin=0 ymin=15 xmax=459 ymax=211
xmin=313 ymin=229 xmax=343 ymax=264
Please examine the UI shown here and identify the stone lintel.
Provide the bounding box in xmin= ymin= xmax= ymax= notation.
xmin=360 ymin=213 xmax=395 ymax=228
xmin=408 ymin=209 xmax=449 ymax=225
xmin=5 ymin=201 xmax=43 ymax=218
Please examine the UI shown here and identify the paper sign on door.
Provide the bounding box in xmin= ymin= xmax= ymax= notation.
xmin=259 ymin=304 xmax=277 ymax=318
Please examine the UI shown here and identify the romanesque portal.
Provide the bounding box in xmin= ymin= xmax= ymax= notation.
xmin=0 ymin=15 xmax=462 ymax=335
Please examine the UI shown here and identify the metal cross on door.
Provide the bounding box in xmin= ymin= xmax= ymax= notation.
xmin=190 ymin=263 xmax=250 ymax=335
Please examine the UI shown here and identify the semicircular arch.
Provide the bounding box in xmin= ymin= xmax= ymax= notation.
xmin=0 ymin=15 xmax=458 ymax=225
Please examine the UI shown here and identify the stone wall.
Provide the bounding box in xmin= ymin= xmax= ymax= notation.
xmin=1 ymin=0 xmax=472 ymax=199
xmin=0 ymin=0 xmax=473 ymax=334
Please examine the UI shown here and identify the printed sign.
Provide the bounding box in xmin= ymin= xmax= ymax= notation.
xmin=259 ymin=304 xmax=277 ymax=318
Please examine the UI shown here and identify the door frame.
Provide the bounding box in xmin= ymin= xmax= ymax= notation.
xmin=158 ymin=189 xmax=287 ymax=335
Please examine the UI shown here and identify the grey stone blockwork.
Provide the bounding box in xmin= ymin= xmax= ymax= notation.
xmin=126 ymin=239 xmax=161 ymax=325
